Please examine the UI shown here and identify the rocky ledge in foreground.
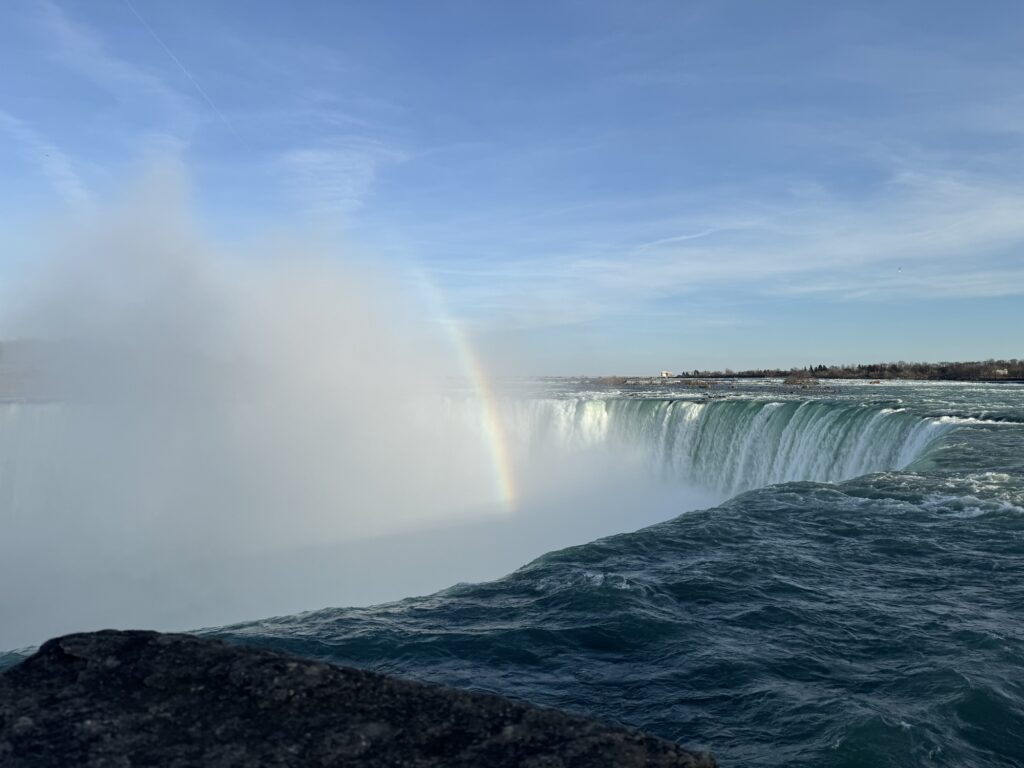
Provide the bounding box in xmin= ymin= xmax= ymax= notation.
xmin=0 ymin=630 xmax=716 ymax=767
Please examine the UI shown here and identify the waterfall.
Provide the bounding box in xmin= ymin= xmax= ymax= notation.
xmin=495 ymin=398 xmax=952 ymax=495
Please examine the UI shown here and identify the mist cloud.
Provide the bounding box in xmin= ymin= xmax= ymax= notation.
xmin=0 ymin=169 xmax=721 ymax=648
xmin=0 ymin=169 xmax=514 ymax=644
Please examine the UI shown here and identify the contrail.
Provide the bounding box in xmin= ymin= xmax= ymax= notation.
xmin=634 ymin=229 xmax=719 ymax=253
xmin=122 ymin=0 xmax=236 ymax=133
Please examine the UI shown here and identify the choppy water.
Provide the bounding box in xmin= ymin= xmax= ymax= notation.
xmin=3 ymin=380 xmax=1023 ymax=766
xmin=214 ymin=381 xmax=1024 ymax=767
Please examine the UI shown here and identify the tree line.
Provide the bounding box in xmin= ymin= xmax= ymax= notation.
xmin=679 ymin=359 xmax=1024 ymax=381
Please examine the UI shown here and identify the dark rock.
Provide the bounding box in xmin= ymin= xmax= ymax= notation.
xmin=0 ymin=629 xmax=716 ymax=767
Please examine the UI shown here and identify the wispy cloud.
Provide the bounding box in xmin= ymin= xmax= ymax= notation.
xmin=279 ymin=139 xmax=405 ymax=218
xmin=597 ymin=172 xmax=1024 ymax=295
xmin=37 ymin=0 xmax=195 ymax=133
xmin=431 ymin=163 xmax=1024 ymax=332
xmin=0 ymin=111 xmax=90 ymax=205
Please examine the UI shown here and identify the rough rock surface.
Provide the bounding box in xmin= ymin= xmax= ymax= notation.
xmin=0 ymin=629 xmax=716 ymax=767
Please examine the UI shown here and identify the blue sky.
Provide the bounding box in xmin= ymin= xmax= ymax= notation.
xmin=2 ymin=0 xmax=1023 ymax=374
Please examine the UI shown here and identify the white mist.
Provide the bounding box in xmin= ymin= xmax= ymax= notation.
xmin=0 ymin=172 xmax=717 ymax=648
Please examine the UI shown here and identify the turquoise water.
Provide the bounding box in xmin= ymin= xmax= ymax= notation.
xmin=212 ymin=381 xmax=1024 ymax=767
xmin=3 ymin=380 xmax=1022 ymax=765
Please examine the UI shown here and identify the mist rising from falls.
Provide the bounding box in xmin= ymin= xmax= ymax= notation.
xmin=0 ymin=174 xmax=735 ymax=648
xmin=0 ymin=172 xmax=523 ymax=646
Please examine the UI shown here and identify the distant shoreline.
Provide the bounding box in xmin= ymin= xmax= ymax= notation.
xmin=586 ymin=359 xmax=1023 ymax=386
xmin=585 ymin=375 xmax=1024 ymax=388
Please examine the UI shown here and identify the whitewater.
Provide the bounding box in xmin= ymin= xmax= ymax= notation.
xmin=3 ymin=378 xmax=1023 ymax=767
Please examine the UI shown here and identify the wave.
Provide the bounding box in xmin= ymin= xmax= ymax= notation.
xmin=497 ymin=398 xmax=955 ymax=495
xmin=934 ymin=413 xmax=1024 ymax=425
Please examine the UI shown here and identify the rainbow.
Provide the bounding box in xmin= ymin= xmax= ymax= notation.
xmin=411 ymin=270 xmax=517 ymax=512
